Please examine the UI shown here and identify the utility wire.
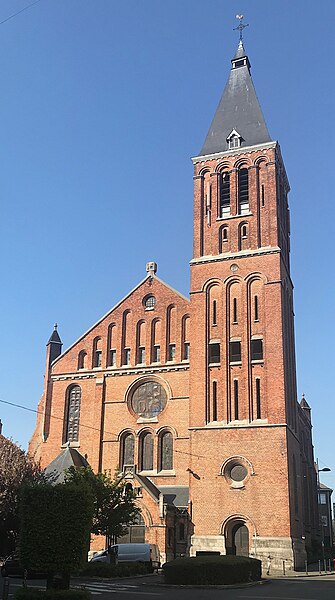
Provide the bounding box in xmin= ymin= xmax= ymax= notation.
xmin=0 ymin=397 xmax=207 ymax=460
xmin=0 ymin=0 xmax=43 ymax=26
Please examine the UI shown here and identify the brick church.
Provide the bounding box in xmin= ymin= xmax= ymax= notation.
xmin=29 ymin=31 xmax=319 ymax=570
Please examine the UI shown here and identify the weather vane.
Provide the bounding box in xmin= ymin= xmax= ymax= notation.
xmin=234 ymin=15 xmax=249 ymax=42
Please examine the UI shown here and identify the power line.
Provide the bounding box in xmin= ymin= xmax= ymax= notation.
xmin=0 ymin=0 xmax=43 ymax=26
xmin=0 ymin=397 xmax=206 ymax=460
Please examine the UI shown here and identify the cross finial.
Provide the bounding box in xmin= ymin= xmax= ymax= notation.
xmin=234 ymin=15 xmax=249 ymax=42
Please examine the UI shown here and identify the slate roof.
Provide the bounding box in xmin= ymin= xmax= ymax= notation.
xmin=44 ymin=447 xmax=89 ymax=483
xmin=158 ymin=485 xmax=189 ymax=508
xmin=199 ymin=41 xmax=272 ymax=156
xmin=47 ymin=324 xmax=62 ymax=345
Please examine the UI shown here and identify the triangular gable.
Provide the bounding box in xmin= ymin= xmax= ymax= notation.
xmin=52 ymin=273 xmax=189 ymax=366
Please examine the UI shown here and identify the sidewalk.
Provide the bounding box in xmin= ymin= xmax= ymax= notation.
xmin=265 ymin=562 xmax=335 ymax=579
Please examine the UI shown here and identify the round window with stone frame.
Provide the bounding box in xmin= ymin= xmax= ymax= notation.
xmin=129 ymin=380 xmax=167 ymax=420
xmin=223 ymin=457 xmax=250 ymax=488
xmin=143 ymin=295 xmax=156 ymax=310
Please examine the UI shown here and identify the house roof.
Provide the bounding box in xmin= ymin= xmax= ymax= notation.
xmin=198 ymin=40 xmax=272 ymax=156
xmin=44 ymin=447 xmax=89 ymax=483
xmin=158 ymin=485 xmax=189 ymax=508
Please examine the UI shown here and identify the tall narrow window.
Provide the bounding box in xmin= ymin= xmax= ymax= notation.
xmin=64 ymin=385 xmax=81 ymax=443
xmin=256 ymin=379 xmax=261 ymax=419
xmin=140 ymin=432 xmax=154 ymax=471
xmin=212 ymin=381 xmax=217 ymax=421
xmin=238 ymin=168 xmax=249 ymax=214
xmin=220 ymin=172 xmax=230 ymax=217
xmin=109 ymin=349 xmax=116 ymax=366
xmin=229 ymin=341 xmax=241 ymax=363
xmin=121 ymin=433 xmax=135 ymax=469
xmin=168 ymin=343 xmax=176 ymax=361
xmin=182 ymin=315 xmax=190 ymax=362
xmin=107 ymin=324 xmax=116 ymax=366
xmin=234 ymin=380 xmax=239 ymax=420
xmin=93 ymin=337 xmax=102 ymax=368
xmin=251 ymin=339 xmax=263 ymax=361
xmin=212 ymin=300 xmax=217 ymax=326
xmin=254 ymin=296 xmax=259 ymax=321
xmin=138 ymin=347 xmax=145 ymax=364
xmin=153 ymin=345 xmax=160 ymax=363
xmin=160 ymin=431 xmax=173 ymax=471
xmin=123 ymin=348 xmax=131 ymax=365
xmin=233 ymin=298 xmax=237 ymax=323
xmin=209 ymin=342 xmax=220 ymax=364
xmin=261 ymin=184 xmax=265 ymax=207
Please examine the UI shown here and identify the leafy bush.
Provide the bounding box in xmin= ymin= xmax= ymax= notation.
xmin=80 ymin=561 xmax=148 ymax=578
xmin=20 ymin=483 xmax=94 ymax=586
xmin=162 ymin=555 xmax=262 ymax=585
xmin=14 ymin=588 xmax=90 ymax=600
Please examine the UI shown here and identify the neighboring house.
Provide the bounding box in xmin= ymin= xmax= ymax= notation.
xmin=318 ymin=483 xmax=333 ymax=550
xmin=29 ymin=29 xmax=319 ymax=570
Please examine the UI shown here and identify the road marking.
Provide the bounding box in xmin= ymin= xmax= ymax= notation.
xmin=239 ymin=597 xmax=319 ymax=600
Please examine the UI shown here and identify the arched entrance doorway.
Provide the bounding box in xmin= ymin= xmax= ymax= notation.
xmin=224 ymin=519 xmax=249 ymax=556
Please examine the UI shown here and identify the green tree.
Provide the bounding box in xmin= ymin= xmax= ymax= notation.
xmin=65 ymin=467 xmax=140 ymax=545
xmin=0 ymin=435 xmax=41 ymax=555
xmin=20 ymin=482 xmax=94 ymax=589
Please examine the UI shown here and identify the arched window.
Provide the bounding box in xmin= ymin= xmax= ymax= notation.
xmin=120 ymin=432 xmax=135 ymax=469
xmin=140 ymin=432 xmax=154 ymax=471
xmin=181 ymin=315 xmax=190 ymax=361
xmin=64 ymin=385 xmax=81 ymax=443
xmin=220 ymin=172 xmax=230 ymax=217
xmin=238 ymin=222 xmax=248 ymax=251
xmin=238 ymin=168 xmax=249 ymax=214
xmin=78 ymin=350 xmax=87 ymax=370
xmin=160 ymin=431 xmax=173 ymax=471
xmin=92 ymin=337 xmax=102 ymax=368
xmin=107 ymin=324 xmax=117 ymax=367
xmin=219 ymin=225 xmax=229 ymax=253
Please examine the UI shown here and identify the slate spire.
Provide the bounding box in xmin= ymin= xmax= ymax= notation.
xmin=198 ymin=41 xmax=272 ymax=156
xmin=46 ymin=323 xmax=62 ymax=365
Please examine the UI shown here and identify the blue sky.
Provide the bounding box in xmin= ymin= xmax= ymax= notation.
xmin=0 ymin=0 xmax=334 ymax=490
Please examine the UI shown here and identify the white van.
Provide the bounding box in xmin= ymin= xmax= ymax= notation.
xmin=90 ymin=543 xmax=160 ymax=570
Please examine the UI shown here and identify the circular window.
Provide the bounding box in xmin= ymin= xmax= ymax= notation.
xmin=230 ymin=464 xmax=248 ymax=482
xmin=143 ymin=295 xmax=156 ymax=310
xmin=130 ymin=380 xmax=167 ymax=419
xmin=222 ymin=456 xmax=251 ymax=488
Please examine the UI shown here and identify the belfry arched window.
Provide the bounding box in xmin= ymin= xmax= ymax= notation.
xmin=220 ymin=172 xmax=230 ymax=217
xmin=159 ymin=430 xmax=173 ymax=471
xmin=238 ymin=168 xmax=249 ymax=214
xmin=64 ymin=385 xmax=81 ymax=443
xmin=140 ymin=431 xmax=154 ymax=471
xmin=120 ymin=432 xmax=135 ymax=469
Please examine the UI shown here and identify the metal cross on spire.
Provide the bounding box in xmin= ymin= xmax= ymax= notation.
xmin=234 ymin=14 xmax=249 ymax=42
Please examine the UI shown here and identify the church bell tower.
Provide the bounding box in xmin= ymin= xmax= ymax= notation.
xmin=188 ymin=21 xmax=309 ymax=569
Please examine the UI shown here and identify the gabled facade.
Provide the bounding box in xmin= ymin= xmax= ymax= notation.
xmin=29 ymin=35 xmax=319 ymax=570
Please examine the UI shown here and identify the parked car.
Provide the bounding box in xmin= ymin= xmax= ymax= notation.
xmin=90 ymin=543 xmax=160 ymax=570
xmin=1 ymin=554 xmax=46 ymax=578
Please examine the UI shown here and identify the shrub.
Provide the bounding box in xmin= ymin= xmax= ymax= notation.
xmin=162 ymin=555 xmax=262 ymax=585
xmin=80 ymin=561 xmax=148 ymax=578
xmin=14 ymin=588 xmax=90 ymax=600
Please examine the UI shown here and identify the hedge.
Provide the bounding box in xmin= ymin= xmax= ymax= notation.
xmin=14 ymin=589 xmax=90 ymax=600
xmin=162 ymin=555 xmax=262 ymax=585
xmin=80 ymin=561 xmax=149 ymax=578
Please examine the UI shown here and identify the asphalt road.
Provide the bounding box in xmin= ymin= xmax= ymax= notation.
xmin=2 ymin=573 xmax=335 ymax=600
